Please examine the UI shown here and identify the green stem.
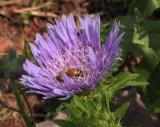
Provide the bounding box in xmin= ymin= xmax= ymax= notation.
xmin=11 ymin=80 xmax=33 ymax=127
xmin=0 ymin=100 xmax=20 ymax=112
xmin=20 ymin=86 xmax=36 ymax=127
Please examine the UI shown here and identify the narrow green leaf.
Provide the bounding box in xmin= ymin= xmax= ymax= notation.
xmin=109 ymin=72 xmax=147 ymax=95
xmin=0 ymin=112 xmax=11 ymax=121
xmin=20 ymin=86 xmax=36 ymax=127
xmin=115 ymin=102 xmax=129 ymax=124
xmin=66 ymin=105 xmax=81 ymax=119
xmin=11 ymin=81 xmax=32 ymax=127
xmin=73 ymin=95 xmax=87 ymax=112
xmin=101 ymin=90 xmax=111 ymax=113
xmin=129 ymin=81 xmax=148 ymax=86
xmin=0 ymin=99 xmax=20 ymax=112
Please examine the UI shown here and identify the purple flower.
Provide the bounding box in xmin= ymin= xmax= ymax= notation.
xmin=20 ymin=14 xmax=124 ymax=100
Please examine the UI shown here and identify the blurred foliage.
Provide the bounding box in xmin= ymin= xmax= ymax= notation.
xmin=0 ymin=49 xmax=35 ymax=126
xmin=116 ymin=0 xmax=160 ymax=18
xmin=0 ymin=47 xmax=148 ymax=127
xmin=100 ymin=0 xmax=160 ymax=116
xmin=0 ymin=48 xmax=25 ymax=79
xmin=21 ymin=13 xmax=32 ymax=25
xmin=12 ymin=81 xmax=36 ymax=127
xmin=128 ymin=0 xmax=160 ymax=18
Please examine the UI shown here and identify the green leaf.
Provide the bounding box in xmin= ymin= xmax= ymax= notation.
xmin=147 ymin=20 xmax=160 ymax=34
xmin=115 ymin=102 xmax=129 ymax=124
xmin=105 ymin=15 xmax=135 ymax=30
xmin=11 ymin=81 xmax=33 ymax=127
xmin=121 ymin=31 xmax=140 ymax=54
xmin=137 ymin=61 xmax=160 ymax=107
xmin=149 ymin=33 xmax=160 ymax=51
xmin=73 ymin=95 xmax=88 ymax=113
xmin=147 ymin=62 xmax=160 ymax=103
xmin=101 ymin=90 xmax=111 ymax=113
xmin=133 ymin=9 xmax=149 ymax=47
xmin=109 ymin=72 xmax=148 ymax=95
xmin=133 ymin=25 xmax=149 ymax=47
xmin=149 ymin=98 xmax=160 ymax=113
xmin=137 ymin=45 xmax=159 ymax=72
xmin=128 ymin=0 xmax=160 ymax=18
xmin=20 ymin=86 xmax=35 ymax=126
xmin=109 ymin=15 xmax=160 ymax=52
xmin=66 ymin=104 xmax=81 ymax=119
xmin=0 ymin=112 xmax=11 ymax=121
xmin=143 ymin=0 xmax=160 ymax=17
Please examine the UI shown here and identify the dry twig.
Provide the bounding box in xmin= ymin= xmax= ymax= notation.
xmin=0 ymin=0 xmax=19 ymax=6
xmin=18 ymin=10 xmax=58 ymax=18
xmin=12 ymin=1 xmax=58 ymax=18
xmin=13 ymin=1 xmax=53 ymax=13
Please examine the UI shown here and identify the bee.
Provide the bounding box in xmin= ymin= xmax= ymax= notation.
xmin=56 ymin=68 xmax=84 ymax=82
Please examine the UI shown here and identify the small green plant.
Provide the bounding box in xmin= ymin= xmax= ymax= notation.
xmin=54 ymin=72 xmax=147 ymax=127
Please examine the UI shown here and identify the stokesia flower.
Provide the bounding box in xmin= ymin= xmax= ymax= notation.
xmin=20 ymin=14 xmax=124 ymax=100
